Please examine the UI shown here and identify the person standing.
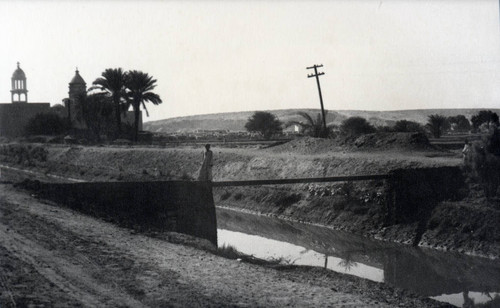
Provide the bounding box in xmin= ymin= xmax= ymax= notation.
xmin=198 ymin=144 xmax=213 ymax=181
xmin=462 ymin=138 xmax=471 ymax=164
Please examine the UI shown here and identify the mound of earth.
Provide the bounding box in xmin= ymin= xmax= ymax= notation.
xmin=266 ymin=137 xmax=344 ymax=155
xmin=268 ymin=132 xmax=433 ymax=155
xmin=350 ymin=132 xmax=432 ymax=150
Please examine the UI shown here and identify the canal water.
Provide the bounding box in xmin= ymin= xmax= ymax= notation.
xmin=216 ymin=207 xmax=500 ymax=307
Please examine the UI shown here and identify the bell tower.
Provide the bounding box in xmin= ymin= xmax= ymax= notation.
xmin=11 ymin=62 xmax=28 ymax=103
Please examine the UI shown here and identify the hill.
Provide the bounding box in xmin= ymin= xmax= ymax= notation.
xmin=143 ymin=108 xmax=500 ymax=133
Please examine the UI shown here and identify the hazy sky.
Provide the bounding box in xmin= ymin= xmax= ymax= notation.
xmin=1 ymin=0 xmax=500 ymax=122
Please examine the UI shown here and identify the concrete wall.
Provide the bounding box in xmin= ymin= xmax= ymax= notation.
xmin=386 ymin=167 xmax=466 ymax=224
xmin=37 ymin=181 xmax=217 ymax=246
xmin=0 ymin=103 xmax=51 ymax=137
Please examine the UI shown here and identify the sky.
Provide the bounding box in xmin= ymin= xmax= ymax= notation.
xmin=0 ymin=0 xmax=500 ymax=122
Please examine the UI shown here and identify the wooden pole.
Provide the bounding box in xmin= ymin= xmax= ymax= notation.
xmin=307 ymin=64 xmax=327 ymax=137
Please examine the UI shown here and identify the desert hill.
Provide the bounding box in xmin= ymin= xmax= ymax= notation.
xmin=143 ymin=108 xmax=500 ymax=133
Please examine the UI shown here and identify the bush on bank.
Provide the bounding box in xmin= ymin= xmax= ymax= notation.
xmin=465 ymin=127 xmax=500 ymax=201
xmin=0 ymin=144 xmax=48 ymax=166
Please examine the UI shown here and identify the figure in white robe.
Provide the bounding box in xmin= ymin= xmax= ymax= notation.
xmin=198 ymin=144 xmax=213 ymax=181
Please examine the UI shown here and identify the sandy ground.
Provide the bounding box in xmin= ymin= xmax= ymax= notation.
xmin=0 ymin=182 xmax=447 ymax=308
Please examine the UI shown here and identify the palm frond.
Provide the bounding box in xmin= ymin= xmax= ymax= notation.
xmin=296 ymin=112 xmax=315 ymax=126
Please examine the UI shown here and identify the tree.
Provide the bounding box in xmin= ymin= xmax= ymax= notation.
xmin=425 ymin=114 xmax=448 ymax=138
xmin=339 ymin=117 xmax=376 ymax=136
xmin=447 ymin=115 xmax=471 ymax=132
xmin=50 ymin=104 xmax=67 ymax=119
xmin=125 ymin=70 xmax=163 ymax=142
xmin=393 ymin=120 xmax=424 ymax=133
xmin=471 ymin=110 xmax=499 ymax=130
xmin=24 ymin=113 xmax=68 ymax=136
xmin=74 ymin=92 xmax=114 ymax=140
xmin=286 ymin=111 xmax=332 ymax=138
xmin=245 ymin=111 xmax=283 ymax=139
xmin=92 ymin=68 xmax=128 ymax=136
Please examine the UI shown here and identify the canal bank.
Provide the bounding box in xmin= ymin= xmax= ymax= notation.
xmin=0 ymin=183 xmax=450 ymax=307
xmin=0 ymin=141 xmax=498 ymax=259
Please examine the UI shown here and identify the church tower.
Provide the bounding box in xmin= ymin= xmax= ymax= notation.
xmin=68 ymin=68 xmax=86 ymax=101
xmin=66 ymin=68 xmax=87 ymax=126
xmin=11 ymin=62 xmax=28 ymax=103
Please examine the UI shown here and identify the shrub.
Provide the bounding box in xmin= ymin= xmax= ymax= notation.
xmin=471 ymin=110 xmax=499 ymax=131
xmin=447 ymin=115 xmax=471 ymax=132
xmin=0 ymin=144 xmax=48 ymax=166
xmin=339 ymin=117 xmax=376 ymax=136
xmin=245 ymin=111 xmax=283 ymax=139
xmin=24 ymin=113 xmax=68 ymax=136
xmin=339 ymin=181 xmax=355 ymax=198
xmin=465 ymin=129 xmax=500 ymax=199
xmin=393 ymin=120 xmax=424 ymax=133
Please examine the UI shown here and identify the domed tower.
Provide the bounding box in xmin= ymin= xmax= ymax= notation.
xmin=68 ymin=68 xmax=86 ymax=100
xmin=11 ymin=62 xmax=28 ymax=103
xmin=66 ymin=68 xmax=87 ymax=126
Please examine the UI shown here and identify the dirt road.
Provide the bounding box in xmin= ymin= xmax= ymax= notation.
xmin=0 ymin=183 xmax=446 ymax=307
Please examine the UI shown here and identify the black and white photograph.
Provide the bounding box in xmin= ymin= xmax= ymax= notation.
xmin=0 ymin=1 xmax=499 ymax=307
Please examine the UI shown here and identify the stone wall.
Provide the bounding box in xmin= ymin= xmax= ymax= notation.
xmin=36 ymin=181 xmax=217 ymax=245
xmin=0 ymin=103 xmax=50 ymax=137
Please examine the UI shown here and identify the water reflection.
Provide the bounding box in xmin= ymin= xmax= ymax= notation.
xmin=217 ymin=207 xmax=500 ymax=307
xmin=218 ymin=229 xmax=384 ymax=282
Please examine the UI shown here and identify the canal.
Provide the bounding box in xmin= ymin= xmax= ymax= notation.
xmin=217 ymin=207 xmax=500 ymax=307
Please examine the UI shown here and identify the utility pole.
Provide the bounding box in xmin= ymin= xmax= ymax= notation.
xmin=307 ymin=64 xmax=327 ymax=136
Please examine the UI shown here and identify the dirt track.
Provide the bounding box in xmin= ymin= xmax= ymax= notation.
xmin=0 ymin=183 xmax=446 ymax=307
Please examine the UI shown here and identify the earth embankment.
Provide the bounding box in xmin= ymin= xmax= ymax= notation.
xmin=0 ymin=137 xmax=498 ymax=259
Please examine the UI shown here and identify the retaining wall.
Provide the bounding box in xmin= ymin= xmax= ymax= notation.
xmin=386 ymin=166 xmax=466 ymax=224
xmin=36 ymin=181 xmax=217 ymax=246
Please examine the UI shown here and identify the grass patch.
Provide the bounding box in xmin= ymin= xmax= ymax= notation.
xmin=216 ymin=244 xmax=245 ymax=259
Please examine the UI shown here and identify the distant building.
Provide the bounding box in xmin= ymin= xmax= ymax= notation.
xmin=11 ymin=62 xmax=28 ymax=103
xmin=63 ymin=68 xmax=142 ymax=132
xmin=0 ymin=64 xmax=142 ymax=138
xmin=0 ymin=63 xmax=50 ymax=137
xmin=62 ymin=68 xmax=87 ymax=129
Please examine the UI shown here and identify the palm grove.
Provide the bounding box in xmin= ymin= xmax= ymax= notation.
xmin=25 ymin=68 xmax=162 ymax=142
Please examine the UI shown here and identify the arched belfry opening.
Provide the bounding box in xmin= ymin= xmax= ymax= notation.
xmin=11 ymin=62 xmax=28 ymax=103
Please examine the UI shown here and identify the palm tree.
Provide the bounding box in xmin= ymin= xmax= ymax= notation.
xmin=125 ymin=70 xmax=162 ymax=141
xmin=74 ymin=92 xmax=114 ymax=140
xmin=286 ymin=111 xmax=332 ymax=138
xmin=426 ymin=114 xmax=448 ymax=138
xmin=91 ymin=68 xmax=128 ymax=136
